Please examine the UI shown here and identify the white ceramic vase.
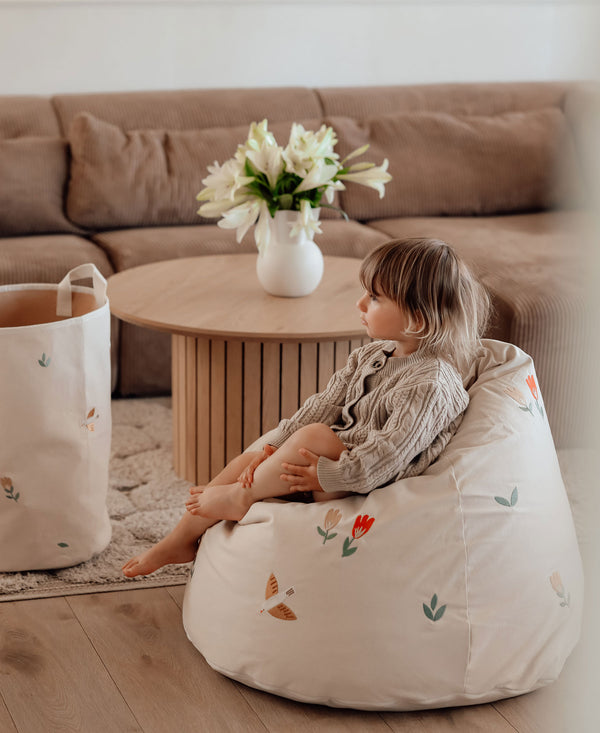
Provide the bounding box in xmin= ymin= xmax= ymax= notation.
xmin=256 ymin=209 xmax=324 ymax=297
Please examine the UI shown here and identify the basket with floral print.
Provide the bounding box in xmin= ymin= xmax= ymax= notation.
xmin=0 ymin=264 xmax=112 ymax=571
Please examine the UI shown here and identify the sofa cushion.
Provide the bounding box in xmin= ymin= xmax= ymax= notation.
xmin=0 ymin=138 xmax=80 ymax=237
xmin=66 ymin=114 xmax=339 ymax=230
xmin=0 ymin=96 xmax=61 ymax=138
xmin=330 ymin=108 xmax=583 ymax=220
xmin=367 ymin=211 xmax=589 ymax=448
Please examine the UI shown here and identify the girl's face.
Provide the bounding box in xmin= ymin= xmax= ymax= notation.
xmin=357 ymin=290 xmax=421 ymax=356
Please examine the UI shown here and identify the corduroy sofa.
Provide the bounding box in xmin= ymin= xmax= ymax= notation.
xmin=0 ymin=82 xmax=592 ymax=447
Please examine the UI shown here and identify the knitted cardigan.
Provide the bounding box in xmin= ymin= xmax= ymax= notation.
xmin=268 ymin=340 xmax=469 ymax=494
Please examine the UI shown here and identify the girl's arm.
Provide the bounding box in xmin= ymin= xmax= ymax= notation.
xmin=316 ymin=379 xmax=468 ymax=495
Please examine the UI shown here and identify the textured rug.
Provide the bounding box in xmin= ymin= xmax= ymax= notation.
xmin=0 ymin=397 xmax=194 ymax=602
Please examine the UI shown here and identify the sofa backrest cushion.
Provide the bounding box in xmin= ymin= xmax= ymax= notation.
xmin=66 ymin=113 xmax=331 ymax=230
xmin=0 ymin=138 xmax=80 ymax=237
xmin=330 ymin=108 xmax=583 ymax=220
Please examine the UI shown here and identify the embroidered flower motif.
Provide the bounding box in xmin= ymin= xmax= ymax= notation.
xmin=2 ymin=476 xmax=19 ymax=502
xmin=504 ymin=385 xmax=534 ymax=415
xmin=317 ymin=508 xmax=342 ymax=544
xmin=342 ymin=514 xmax=375 ymax=557
xmin=526 ymin=374 xmax=545 ymax=417
xmin=423 ymin=593 xmax=447 ymax=622
xmin=38 ymin=352 xmax=51 ymax=367
xmin=550 ymin=571 xmax=570 ymax=607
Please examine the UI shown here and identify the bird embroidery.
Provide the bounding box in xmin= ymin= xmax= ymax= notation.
xmin=82 ymin=407 xmax=98 ymax=432
xmin=259 ymin=572 xmax=297 ymax=621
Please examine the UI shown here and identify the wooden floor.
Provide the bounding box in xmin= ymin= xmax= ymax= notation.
xmin=0 ymin=585 xmax=594 ymax=733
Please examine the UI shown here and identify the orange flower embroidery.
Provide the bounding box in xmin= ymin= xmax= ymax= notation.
xmin=526 ymin=374 xmax=538 ymax=401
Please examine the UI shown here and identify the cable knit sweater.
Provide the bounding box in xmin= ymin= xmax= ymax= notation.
xmin=268 ymin=340 xmax=469 ymax=494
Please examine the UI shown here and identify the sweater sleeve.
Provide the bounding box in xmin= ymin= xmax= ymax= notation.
xmin=267 ymin=346 xmax=362 ymax=448
xmin=316 ymin=377 xmax=468 ymax=494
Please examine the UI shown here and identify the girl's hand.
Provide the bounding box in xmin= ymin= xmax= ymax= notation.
xmin=238 ymin=445 xmax=276 ymax=488
xmin=280 ymin=448 xmax=323 ymax=493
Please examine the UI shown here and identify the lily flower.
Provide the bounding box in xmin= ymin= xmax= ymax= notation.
xmin=289 ymin=199 xmax=323 ymax=240
xmin=217 ymin=198 xmax=262 ymax=243
xmin=342 ymin=143 xmax=370 ymax=164
xmin=198 ymin=158 xmax=254 ymax=203
xmin=254 ymin=201 xmax=272 ymax=253
xmin=337 ymin=159 xmax=392 ymax=198
xmin=247 ymin=142 xmax=284 ymax=189
xmin=197 ymin=195 xmax=250 ymax=219
xmin=294 ymin=160 xmax=339 ymax=194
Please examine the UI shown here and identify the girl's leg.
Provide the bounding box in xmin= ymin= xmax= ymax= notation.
xmin=122 ymin=451 xmax=259 ymax=577
xmin=186 ymin=424 xmax=347 ymax=520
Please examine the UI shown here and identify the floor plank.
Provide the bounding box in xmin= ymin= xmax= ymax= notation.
xmin=236 ymin=683 xmax=392 ymax=732
xmin=382 ymin=705 xmax=518 ymax=732
xmin=0 ymin=695 xmax=17 ymax=733
xmin=67 ymin=588 xmax=267 ymax=733
xmin=0 ymin=596 xmax=140 ymax=733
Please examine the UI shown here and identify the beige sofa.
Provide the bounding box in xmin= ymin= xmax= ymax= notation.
xmin=0 ymin=82 xmax=592 ymax=447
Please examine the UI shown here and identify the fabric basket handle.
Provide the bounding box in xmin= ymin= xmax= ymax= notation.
xmin=56 ymin=263 xmax=108 ymax=317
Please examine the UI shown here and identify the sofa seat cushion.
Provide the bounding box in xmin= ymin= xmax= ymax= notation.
xmin=330 ymin=109 xmax=583 ymax=220
xmin=95 ymin=220 xmax=388 ymax=396
xmin=368 ymin=211 xmax=589 ymax=447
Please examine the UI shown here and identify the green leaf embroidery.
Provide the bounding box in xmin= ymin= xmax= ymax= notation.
xmin=57 ymin=542 xmax=69 ymax=548
xmin=510 ymin=487 xmax=519 ymax=506
xmin=494 ymin=496 xmax=511 ymax=506
xmin=327 ymin=532 xmax=338 ymax=541
xmin=317 ymin=526 xmax=327 ymax=538
xmin=38 ymin=353 xmax=51 ymax=367
xmin=424 ymin=594 xmax=447 ymax=622
xmin=342 ymin=537 xmax=357 ymax=557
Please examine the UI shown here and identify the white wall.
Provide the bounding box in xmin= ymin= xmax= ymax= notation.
xmin=0 ymin=0 xmax=597 ymax=96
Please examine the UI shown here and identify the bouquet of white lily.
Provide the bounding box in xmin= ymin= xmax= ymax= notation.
xmin=196 ymin=119 xmax=391 ymax=252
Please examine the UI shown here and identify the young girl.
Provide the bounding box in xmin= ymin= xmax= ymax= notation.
xmin=123 ymin=238 xmax=490 ymax=578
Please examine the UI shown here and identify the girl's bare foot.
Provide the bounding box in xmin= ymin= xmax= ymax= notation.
xmin=186 ymin=482 xmax=253 ymax=521
xmin=122 ymin=534 xmax=198 ymax=577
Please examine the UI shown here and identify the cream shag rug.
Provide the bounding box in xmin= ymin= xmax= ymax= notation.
xmin=0 ymin=398 xmax=193 ymax=602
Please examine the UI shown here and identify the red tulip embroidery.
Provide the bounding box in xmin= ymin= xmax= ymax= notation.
xmin=317 ymin=508 xmax=342 ymax=544
xmin=342 ymin=514 xmax=375 ymax=557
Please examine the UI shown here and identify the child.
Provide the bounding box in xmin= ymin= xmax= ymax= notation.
xmin=122 ymin=238 xmax=490 ymax=578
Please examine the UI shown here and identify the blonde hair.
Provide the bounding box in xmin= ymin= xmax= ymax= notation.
xmin=359 ymin=238 xmax=491 ymax=371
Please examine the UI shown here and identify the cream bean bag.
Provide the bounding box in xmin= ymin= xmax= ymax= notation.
xmin=183 ymin=340 xmax=583 ymax=710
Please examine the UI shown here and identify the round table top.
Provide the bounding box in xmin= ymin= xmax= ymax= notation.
xmin=107 ymin=254 xmax=367 ymax=342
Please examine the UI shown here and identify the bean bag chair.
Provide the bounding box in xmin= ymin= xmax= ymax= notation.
xmin=182 ymin=339 xmax=583 ymax=710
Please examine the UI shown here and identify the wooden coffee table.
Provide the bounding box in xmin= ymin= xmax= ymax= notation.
xmin=107 ymin=254 xmax=367 ymax=484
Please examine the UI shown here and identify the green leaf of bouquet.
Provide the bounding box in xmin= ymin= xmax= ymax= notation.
xmin=431 ymin=594 xmax=438 ymax=611
xmin=434 ymin=604 xmax=447 ymax=622
xmin=423 ymin=604 xmax=434 ymax=621
xmin=495 ymin=496 xmax=511 ymax=506
xmin=510 ymin=487 xmax=519 ymax=506
xmin=317 ymin=526 xmax=326 ymax=537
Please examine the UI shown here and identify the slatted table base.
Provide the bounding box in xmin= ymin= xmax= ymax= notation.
xmin=172 ymin=334 xmax=367 ymax=484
